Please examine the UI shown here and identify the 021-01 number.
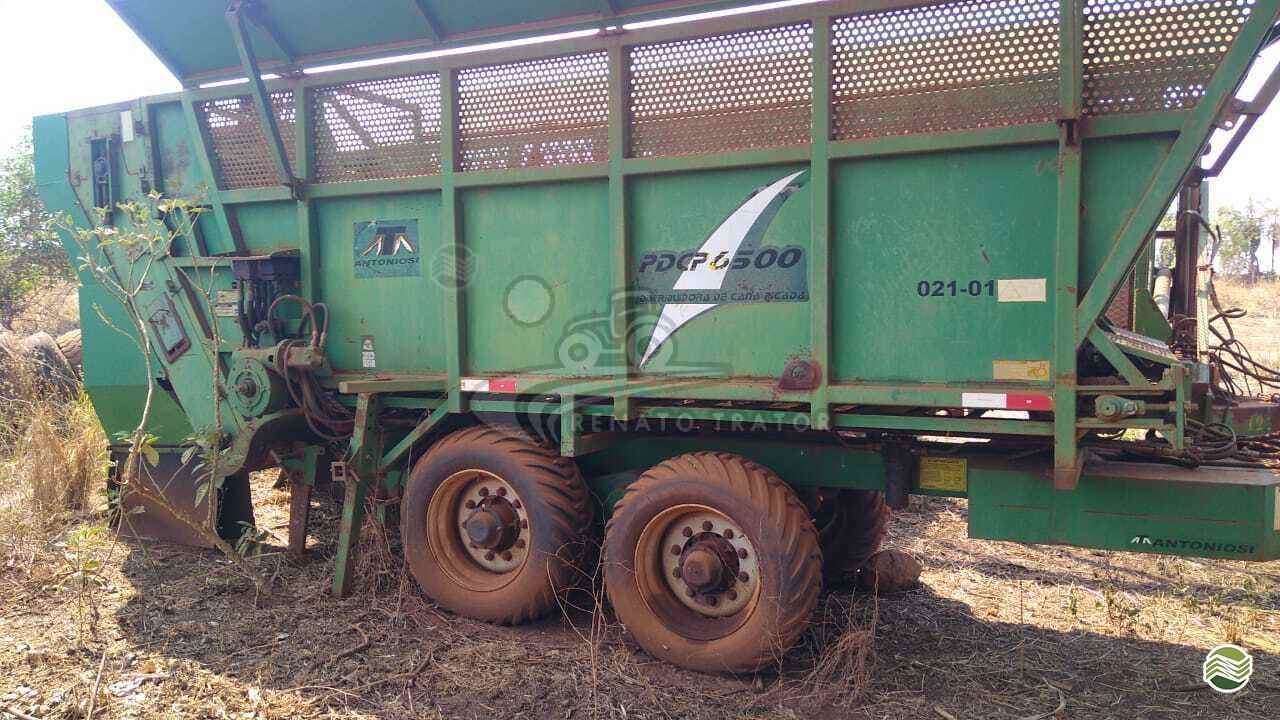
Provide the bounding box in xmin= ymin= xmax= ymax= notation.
xmin=917 ymin=280 xmax=996 ymax=298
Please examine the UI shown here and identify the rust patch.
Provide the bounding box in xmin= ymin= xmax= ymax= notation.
xmin=778 ymin=356 xmax=822 ymax=392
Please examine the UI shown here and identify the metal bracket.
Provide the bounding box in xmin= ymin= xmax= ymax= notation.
xmin=225 ymin=0 xmax=299 ymax=195
xmin=1203 ymin=54 xmax=1280 ymax=178
xmin=330 ymin=461 xmax=348 ymax=484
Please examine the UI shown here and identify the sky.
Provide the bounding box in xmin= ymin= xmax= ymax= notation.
xmin=0 ymin=0 xmax=1276 ymax=224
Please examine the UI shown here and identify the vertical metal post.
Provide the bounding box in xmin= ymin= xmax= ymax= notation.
xmin=294 ymin=85 xmax=318 ymax=299
xmin=225 ymin=3 xmax=295 ymax=189
xmin=334 ymin=394 xmax=380 ymax=597
xmin=441 ymin=68 xmax=466 ymax=412
xmin=1053 ymin=0 xmax=1084 ymax=490
xmin=810 ymin=17 xmax=833 ymax=430
xmin=560 ymin=394 xmax=579 ymax=457
xmin=608 ymin=43 xmax=632 ymax=421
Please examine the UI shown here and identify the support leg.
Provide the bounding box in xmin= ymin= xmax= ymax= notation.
xmin=287 ymin=446 xmax=319 ymax=556
xmin=333 ymin=394 xmax=380 ymax=597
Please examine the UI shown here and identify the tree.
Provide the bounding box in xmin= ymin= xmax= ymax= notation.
xmin=1215 ymin=198 xmax=1278 ymax=281
xmin=0 ymin=129 xmax=68 ymax=324
xmin=1155 ymin=207 xmax=1176 ymax=268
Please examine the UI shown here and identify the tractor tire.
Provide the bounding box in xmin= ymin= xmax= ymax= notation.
xmin=603 ymin=452 xmax=821 ymax=673
xmin=402 ymin=425 xmax=593 ymax=625
xmin=820 ymin=490 xmax=890 ymax=588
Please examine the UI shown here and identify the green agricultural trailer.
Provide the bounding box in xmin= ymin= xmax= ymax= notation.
xmin=32 ymin=0 xmax=1280 ymax=672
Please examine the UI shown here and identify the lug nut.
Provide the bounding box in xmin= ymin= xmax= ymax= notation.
xmin=672 ymin=567 xmax=682 ymax=579
xmin=727 ymin=589 xmax=738 ymax=601
xmin=520 ymin=519 xmax=528 ymax=529
xmin=497 ymin=487 xmax=507 ymax=497
xmin=701 ymin=521 xmax=713 ymax=532
xmin=515 ymin=539 xmax=526 ymax=549
xmin=501 ymin=551 xmax=513 ymax=561
xmin=465 ymin=499 xmax=477 ymax=509
xmin=670 ymin=544 xmax=682 ymax=556
xmin=681 ymin=527 xmax=693 ymax=538
xmin=478 ymin=487 xmax=490 ymax=497
xmin=513 ymin=500 xmax=522 ymax=509
xmin=737 ymin=548 xmax=748 ymax=559
xmin=706 ymin=596 xmax=718 ymax=607
xmin=738 ymin=572 xmax=749 ymax=583
xmin=485 ymin=551 xmax=496 ymax=561
xmin=723 ymin=528 xmax=734 ymax=539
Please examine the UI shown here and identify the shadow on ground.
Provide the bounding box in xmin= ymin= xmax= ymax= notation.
xmin=108 ymin=485 xmax=1280 ymax=719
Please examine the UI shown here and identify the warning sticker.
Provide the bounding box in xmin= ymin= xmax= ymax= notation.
xmin=996 ymin=278 xmax=1047 ymax=303
xmin=993 ymin=359 xmax=1051 ymax=382
xmin=919 ymin=457 xmax=967 ymax=493
xmin=361 ymin=336 xmax=376 ymax=369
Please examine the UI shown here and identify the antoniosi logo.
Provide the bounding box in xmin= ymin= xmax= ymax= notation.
xmin=1129 ymin=534 xmax=1256 ymax=555
xmin=1202 ymin=644 xmax=1253 ymax=694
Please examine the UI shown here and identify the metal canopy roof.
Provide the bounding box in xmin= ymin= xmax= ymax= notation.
xmin=108 ymin=0 xmax=772 ymax=84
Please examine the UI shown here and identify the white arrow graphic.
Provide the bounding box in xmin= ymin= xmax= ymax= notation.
xmin=640 ymin=170 xmax=806 ymax=367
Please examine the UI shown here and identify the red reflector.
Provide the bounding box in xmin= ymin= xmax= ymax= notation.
xmin=1006 ymin=393 xmax=1053 ymax=411
xmin=489 ymin=378 xmax=518 ymax=393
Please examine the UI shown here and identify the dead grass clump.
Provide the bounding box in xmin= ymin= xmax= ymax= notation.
xmin=0 ymin=357 xmax=107 ymax=555
xmin=802 ymin=592 xmax=879 ymax=706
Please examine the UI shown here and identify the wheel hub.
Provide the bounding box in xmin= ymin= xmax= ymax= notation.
xmin=659 ymin=511 xmax=759 ymax=618
xmin=449 ymin=471 xmax=529 ymax=574
xmin=679 ymin=546 xmax=724 ymax=591
xmin=463 ymin=500 xmax=518 ymax=549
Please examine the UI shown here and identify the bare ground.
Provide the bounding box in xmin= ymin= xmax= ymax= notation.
xmin=0 ymin=482 xmax=1277 ymax=720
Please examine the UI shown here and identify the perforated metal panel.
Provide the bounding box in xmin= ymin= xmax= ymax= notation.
xmin=198 ymin=92 xmax=296 ymax=189
xmin=457 ymin=52 xmax=609 ymax=172
xmin=629 ymin=23 xmax=813 ymax=158
xmin=831 ymin=0 xmax=1060 ymax=141
xmin=1083 ymin=0 xmax=1254 ymax=116
xmin=1106 ymin=274 xmax=1134 ymax=329
xmin=313 ymin=73 xmax=443 ymax=183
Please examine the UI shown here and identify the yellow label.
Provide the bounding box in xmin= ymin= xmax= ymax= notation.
xmin=993 ymin=359 xmax=1050 ymax=382
xmin=919 ymin=457 xmax=967 ymax=493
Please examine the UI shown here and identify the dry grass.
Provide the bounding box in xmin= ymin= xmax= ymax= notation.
xmin=0 ymin=359 xmax=107 ymax=557
xmin=1214 ymin=275 xmax=1280 ymax=371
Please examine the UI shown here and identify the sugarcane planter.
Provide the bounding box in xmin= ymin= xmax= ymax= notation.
xmin=35 ymin=0 xmax=1280 ymax=673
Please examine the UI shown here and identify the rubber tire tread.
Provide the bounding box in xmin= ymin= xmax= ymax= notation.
xmin=822 ymin=490 xmax=890 ymax=587
xmin=604 ymin=452 xmax=822 ymax=673
xmin=402 ymin=425 xmax=592 ymax=625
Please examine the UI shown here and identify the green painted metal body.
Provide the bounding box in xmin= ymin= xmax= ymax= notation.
xmin=34 ymin=0 xmax=1280 ymax=578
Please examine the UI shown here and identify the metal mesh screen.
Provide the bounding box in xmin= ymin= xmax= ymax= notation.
xmin=313 ymin=73 xmax=444 ymax=183
xmin=198 ymin=92 xmax=296 ymax=189
xmin=1082 ymin=0 xmax=1254 ymax=116
xmin=1106 ymin=273 xmax=1134 ymax=329
xmin=629 ymin=23 xmax=813 ymax=157
xmin=831 ymin=0 xmax=1060 ymax=141
xmin=457 ymin=52 xmax=609 ymax=172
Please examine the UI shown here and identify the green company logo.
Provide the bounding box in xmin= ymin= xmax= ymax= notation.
xmin=354 ymin=219 xmax=421 ymax=279
xmin=1202 ymin=644 xmax=1253 ymax=693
